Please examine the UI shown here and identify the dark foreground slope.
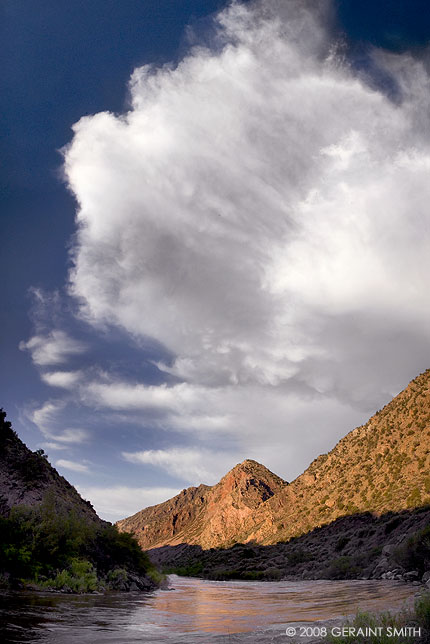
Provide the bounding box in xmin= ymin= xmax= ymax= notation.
xmin=0 ymin=410 xmax=162 ymax=592
xmin=0 ymin=413 xmax=98 ymax=522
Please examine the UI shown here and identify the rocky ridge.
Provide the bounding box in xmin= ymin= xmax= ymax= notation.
xmin=0 ymin=410 xmax=97 ymax=521
xmin=117 ymin=458 xmax=285 ymax=549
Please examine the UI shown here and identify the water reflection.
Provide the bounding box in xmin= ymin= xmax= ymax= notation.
xmin=0 ymin=576 xmax=417 ymax=643
xmin=146 ymin=576 xmax=415 ymax=633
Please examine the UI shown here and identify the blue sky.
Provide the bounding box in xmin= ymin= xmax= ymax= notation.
xmin=2 ymin=0 xmax=430 ymax=522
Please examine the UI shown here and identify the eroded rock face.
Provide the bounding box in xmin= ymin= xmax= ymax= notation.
xmin=117 ymin=369 xmax=430 ymax=551
xmin=117 ymin=459 xmax=286 ymax=549
xmin=117 ymin=484 xmax=211 ymax=550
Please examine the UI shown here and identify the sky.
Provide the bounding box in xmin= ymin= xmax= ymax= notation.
xmin=2 ymin=0 xmax=430 ymax=523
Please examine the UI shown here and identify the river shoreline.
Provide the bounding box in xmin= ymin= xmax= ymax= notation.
xmin=0 ymin=572 xmax=425 ymax=595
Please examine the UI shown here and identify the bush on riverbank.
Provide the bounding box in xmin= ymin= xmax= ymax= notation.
xmin=0 ymin=494 xmax=162 ymax=592
xmin=324 ymin=555 xmax=363 ymax=579
xmin=394 ymin=526 xmax=430 ymax=575
xmin=40 ymin=559 xmax=99 ymax=593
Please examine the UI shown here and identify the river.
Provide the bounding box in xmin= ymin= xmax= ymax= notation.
xmin=0 ymin=576 xmax=418 ymax=643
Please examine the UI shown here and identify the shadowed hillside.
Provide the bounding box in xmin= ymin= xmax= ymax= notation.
xmin=149 ymin=506 xmax=430 ymax=582
xmin=0 ymin=410 xmax=97 ymax=521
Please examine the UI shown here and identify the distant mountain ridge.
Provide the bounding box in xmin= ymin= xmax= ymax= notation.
xmin=117 ymin=369 xmax=430 ymax=550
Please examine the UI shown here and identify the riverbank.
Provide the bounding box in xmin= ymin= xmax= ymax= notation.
xmin=4 ymin=568 xmax=163 ymax=594
xmin=243 ymin=590 xmax=430 ymax=644
xmin=197 ymin=589 xmax=430 ymax=643
xmin=150 ymin=506 xmax=430 ymax=585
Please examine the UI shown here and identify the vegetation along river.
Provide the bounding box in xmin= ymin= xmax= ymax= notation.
xmin=0 ymin=575 xmax=417 ymax=644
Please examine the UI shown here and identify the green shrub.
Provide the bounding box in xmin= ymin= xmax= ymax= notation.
xmin=415 ymin=593 xmax=430 ymax=631
xmin=407 ymin=488 xmax=422 ymax=507
xmin=146 ymin=568 xmax=166 ymax=585
xmin=263 ymin=567 xmax=282 ymax=580
xmin=0 ymin=409 xmax=17 ymax=442
xmin=0 ymin=496 xmax=158 ymax=590
xmin=106 ymin=567 xmax=128 ymax=584
xmin=325 ymin=556 xmax=362 ymax=579
xmin=43 ymin=559 xmax=98 ymax=592
xmin=93 ymin=524 xmax=152 ymax=576
xmin=165 ymin=561 xmax=204 ymax=577
xmin=287 ymin=549 xmax=313 ymax=565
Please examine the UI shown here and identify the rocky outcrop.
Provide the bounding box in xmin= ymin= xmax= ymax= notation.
xmin=117 ymin=459 xmax=285 ymax=549
xmin=118 ymin=369 xmax=430 ymax=551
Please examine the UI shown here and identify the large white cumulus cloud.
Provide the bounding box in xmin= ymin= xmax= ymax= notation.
xmin=62 ymin=0 xmax=430 ymax=476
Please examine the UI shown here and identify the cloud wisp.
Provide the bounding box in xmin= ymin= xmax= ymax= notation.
xmin=19 ymin=331 xmax=87 ymax=367
xmin=76 ymin=485 xmax=183 ymax=523
xmin=30 ymin=400 xmax=89 ymax=447
xmin=122 ymin=446 xmax=236 ymax=485
xmin=41 ymin=370 xmax=83 ymax=389
xmin=56 ymin=459 xmax=89 ymax=473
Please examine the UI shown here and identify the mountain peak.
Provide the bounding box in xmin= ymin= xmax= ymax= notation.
xmin=217 ymin=458 xmax=286 ymax=494
xmin=240 ymin=458 xmax=260 ymax=466
xmin=117 ymin=457 xmax=287 ymax=550
xmin=215 ymin=458 xmax=286 ymax=496
xmin=224 ymin=458 xmax=286 ymax=480
xmin=234 ymin=458 xmax=266 ymax=470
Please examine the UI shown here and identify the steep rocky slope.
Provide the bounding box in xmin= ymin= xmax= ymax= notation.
xmin=0 ymin=409 xmax=97 ymax=520
xmin=249 ymin=368 xmax=430 ymax=544
xmin=118 ymin=369 xmax=430 ymax=550
xmin=117 ymin=459 xmax=285 ymax=549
